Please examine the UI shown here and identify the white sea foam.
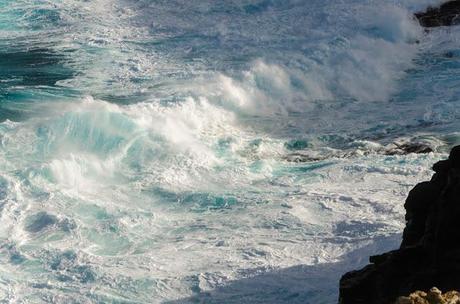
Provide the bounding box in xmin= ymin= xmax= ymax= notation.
xmin=0 ymin=0 xmax=458 ymax=303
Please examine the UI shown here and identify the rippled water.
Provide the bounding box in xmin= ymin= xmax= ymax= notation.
xmin=0 ymin=0 xmax=459 ymax=303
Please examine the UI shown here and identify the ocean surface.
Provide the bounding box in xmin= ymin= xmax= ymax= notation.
xmin=0 ymin=0 xmax=459 ymax=303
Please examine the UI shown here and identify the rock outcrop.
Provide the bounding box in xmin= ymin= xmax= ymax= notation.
xmin=415 ymin=1 xmax=460 ymax=27
xmin=384 ymin=142 xmax=433 ymax=156
xmin=395 ymin=287 xmax=460 ymax=304
xmin=339 ymin=145 xmax=460 ymax=304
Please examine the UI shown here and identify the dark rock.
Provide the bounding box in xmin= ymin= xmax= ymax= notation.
xmin=401 ymin=181 xmax=441 ymax=248
xmin=284 ymin=140 xmax=433 ymax=163
xmin=449 ymin=145 xmax=460 ymax=167
xmin=385 ymin=142 xmax=433 ymax=156
xmin=339 ymin=145 xmax=460 ymax=304
xmin=415 ymin=1 xmax=460 ymax=28
xmin=284 ymin=152 xmax=325 ymax=163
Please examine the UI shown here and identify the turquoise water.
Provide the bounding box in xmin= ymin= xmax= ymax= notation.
xmin=0 ymin=0 xmax=459 ymax=303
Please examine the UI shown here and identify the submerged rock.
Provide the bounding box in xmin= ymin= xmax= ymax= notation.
xmin=284 ymin=140 xmax=433 ymax=163
xmin=415 ymin=1 xmax=460 ymax=27
xmin=339 ymin=145 xmax=460 ymax=304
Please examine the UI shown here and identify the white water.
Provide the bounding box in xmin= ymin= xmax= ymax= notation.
xmin=0 ymin=0 xmax=459 ymax=303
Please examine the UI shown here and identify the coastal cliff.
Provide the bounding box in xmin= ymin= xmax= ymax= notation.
xmin=339 ymin=3 xmax=460 ymax=303
xmin=339 ymin=145 xmax=460 ymax=304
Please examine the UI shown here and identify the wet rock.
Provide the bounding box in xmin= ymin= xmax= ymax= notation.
xmin=385 ymin=142 xmax=433 ymax=156
xmin=284 ymin=152 xmax=325 ymax=163
xmin=282 ymin=136 xmax=436 ymax=164
xmin=415 ymin=1 xmax=460 ymax=28
xmin=339 ymin=145 xmax=460 ymax=304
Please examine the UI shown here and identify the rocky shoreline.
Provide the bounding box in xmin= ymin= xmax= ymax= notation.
xmin=395 ymin=288 xmax=460 ymax=304
xmin=339 ymin=145 xmax=460 ymax=303
xmin=338 ymin=3 xmax=460 ymax=303
xmin=415 ymin=0 xmax=460 ymax=28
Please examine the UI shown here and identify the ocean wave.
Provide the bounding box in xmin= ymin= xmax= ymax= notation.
xmin=0 ymin=0 xmax=459 ymax=302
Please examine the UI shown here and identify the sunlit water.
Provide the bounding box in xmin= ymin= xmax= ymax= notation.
xmin=0 ymin=0 xmax=459 ymax=303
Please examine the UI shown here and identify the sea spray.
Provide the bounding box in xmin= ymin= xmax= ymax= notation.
xmin=0 ymin=0 xmax=459 ymax=302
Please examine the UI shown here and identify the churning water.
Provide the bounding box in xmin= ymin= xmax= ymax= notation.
xmin=0 ymin=0 xmax=459 ymax=303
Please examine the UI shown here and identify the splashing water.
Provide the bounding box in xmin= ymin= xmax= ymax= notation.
xmin=0 ymin=0 xmax=459 ymax=303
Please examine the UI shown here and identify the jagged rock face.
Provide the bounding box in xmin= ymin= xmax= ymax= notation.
xmin=339 ymin=145 xmax=460 ymax=304
xmin=415 ymin=1 xmax=460 ymax=27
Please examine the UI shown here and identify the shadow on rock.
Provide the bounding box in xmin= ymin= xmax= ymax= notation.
xmin=339 ymin=145 xmax=460 ymax=304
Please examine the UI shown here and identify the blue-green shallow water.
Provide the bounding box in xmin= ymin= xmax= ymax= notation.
xmin=0 ymin=0 xmax=459 ymax=303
